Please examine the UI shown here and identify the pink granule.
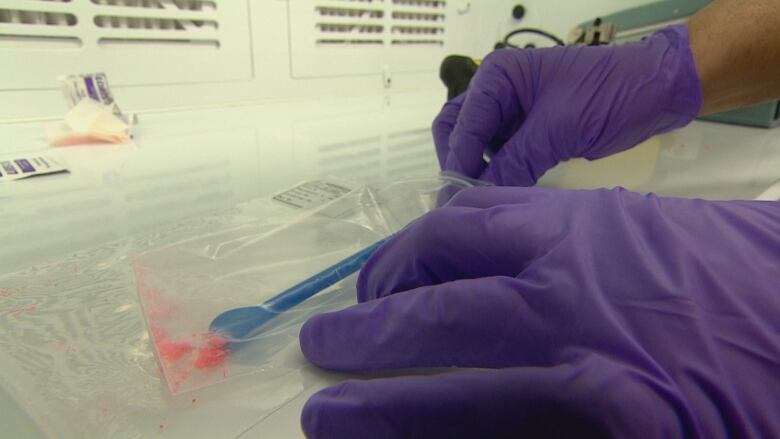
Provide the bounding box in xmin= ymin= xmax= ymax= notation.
xmin=154 ymin=333 xmax=228 ymax=392
xmin=204 ymin=333 xmax=227 ymax=349
xmin=134 ymin=267 xmax=230 ymax=392
xmin=153 ymin=328 xmax=228 ymax=370
xmin=192 ymin=346 xmax=226 ymax=369
xmin=192 ymin=334 xmax=228 ymax=369
xmin=158 ymin=340 xmax=195 ymax=362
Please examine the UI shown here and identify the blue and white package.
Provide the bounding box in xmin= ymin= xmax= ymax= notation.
xmin=58 ymin=72 xmax=134 ymax=125
xmin=0 ymin=154 xmax=68 ymax=182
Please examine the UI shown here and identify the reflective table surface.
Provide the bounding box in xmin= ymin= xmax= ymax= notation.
xmin=1 ymin=92 xmax=779 ymax=438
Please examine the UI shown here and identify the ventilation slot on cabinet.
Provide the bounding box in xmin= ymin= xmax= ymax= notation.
xmin=0 ymin=34 xmax=80 ymax=49
xmin=0 ymin=9 xmax=77 ymax=26
xmin=316 ymin=6 xmax=384 ymax=19
xmin=316 ymin=39 xmax=382 ymax=45
xmin=290 ymin=0 xmax=449 ymax=77
xmin=0 ymin=6 xmax=81 ymax=48
xmin=390 ymin=24 xmax=443 ymax=45
xmin=89 ymin=0 xmax=217 ymax=11
xmin=2 ymin=0 xmax=251 ymax=90
xmin=315 ymin=5 xmax=384 ymax=46
xmin=90 ymin=0 xmax=220 ymax=50
xmin=316 ymin=22 xmax=383 ymax=45
xmin=392 ymin=0 xmax=446 ymax=7
xmin=391 ymin=11 xmax=444 ymax=21
xmin=0 ymin=0 xmax=223 ymax=52
xmin=389 ymin=1 xmax=445 ymax=46
xmin=391 ymin=25 xmax=443 ymax=34
xmin=97 ymin=37 xmax=218 ymax=49
xmin=94 ymin=16 xmax=218 ymax=31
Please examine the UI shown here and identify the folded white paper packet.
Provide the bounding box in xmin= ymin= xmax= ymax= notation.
xmin=47 ymin=98 xmax=130 ymax=146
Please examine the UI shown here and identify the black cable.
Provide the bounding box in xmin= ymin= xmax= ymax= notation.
xmin=502 ymin=27 xmax=565 ymax=47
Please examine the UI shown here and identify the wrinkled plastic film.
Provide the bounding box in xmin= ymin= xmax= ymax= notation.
xmin=0 ymin=174 xmax=475 ymax=437
xmin=133 ymin=175 xmax=477 ymax=395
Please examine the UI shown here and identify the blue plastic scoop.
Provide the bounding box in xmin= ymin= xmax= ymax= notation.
xmin=209 ymin=238 xmax=388 ymax=341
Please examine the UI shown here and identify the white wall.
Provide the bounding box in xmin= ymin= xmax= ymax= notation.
xmin=0 ymin=0 xmax=656 ymax=122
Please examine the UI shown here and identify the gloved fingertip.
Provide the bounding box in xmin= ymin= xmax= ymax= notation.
xmin=298 ymin=315 xmax=327 ymax=366
xmin=301 ymin=387 xmax=334 ymax=439
xmin=355 ymin=234 xmax=406 ymax=302
xmin=355 ymin=254 xmax=377 ymax=303
xmin=300 ymin=308 xmax=377 ymax=371
xmin=301 ymin=383 xmax=383 ymax=439
xmin=444 ymin=151 xmax=486 ymax=179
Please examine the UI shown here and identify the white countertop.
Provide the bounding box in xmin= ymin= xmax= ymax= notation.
xmin=1 ymin=93 xmax=779 ymax=438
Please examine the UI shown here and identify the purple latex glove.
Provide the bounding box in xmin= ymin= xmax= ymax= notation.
xmin=433 ymin=25 xmax=702 ymax=186
xmin=300 ymin=186 xmax=780 ymax=438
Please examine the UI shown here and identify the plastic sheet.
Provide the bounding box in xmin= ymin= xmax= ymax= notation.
xmin=132 ymin=174 xmax=475 ymax=395
xmin=0 ymin=173 xmax=475 ymax=438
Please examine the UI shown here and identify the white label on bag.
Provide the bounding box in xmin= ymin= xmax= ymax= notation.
xmin=272 ymin=179 xmax=356 ymax=210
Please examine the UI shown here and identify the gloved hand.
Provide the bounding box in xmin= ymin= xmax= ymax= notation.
xmin=433 ymin=25 xmax=702 ymax=186
xmin=299 ymin=186 xmax=780 ymax=438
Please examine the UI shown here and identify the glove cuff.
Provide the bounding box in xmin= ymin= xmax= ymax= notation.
xmin=655 ymin=24 xmax=704 ymax=130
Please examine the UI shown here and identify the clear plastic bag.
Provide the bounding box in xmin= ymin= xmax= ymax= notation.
xmin=132 ymin=174 xmax=477 ymax=395
xmin=0 ymin=173 xmax=478 ymax=438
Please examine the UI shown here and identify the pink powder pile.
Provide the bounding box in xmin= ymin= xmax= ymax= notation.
xmin=151 ymin=322 xmax=229 ymax=392
xmin=154 ymin=327 xmax=229 ymax=369
xmin=157 ymin=340 xmax=194 ymax=362
xmin=192 ymin=334 xmax=228 ymax=369
xmin=135 ymin=266 xmax=231 ymax=393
